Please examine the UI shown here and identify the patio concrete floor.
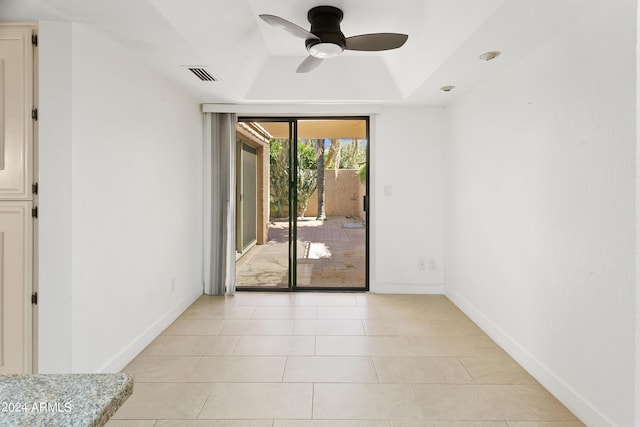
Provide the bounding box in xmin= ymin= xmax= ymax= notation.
xmin=236 ymin=216 xmax=366 ymax=288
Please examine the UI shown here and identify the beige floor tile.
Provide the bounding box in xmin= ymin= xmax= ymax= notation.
xmin=275 ymin=421 xmax=390 ymax=427
xmin=251 ymin=305 xmax=317 ymax=319
xmin=123 ymin=356 xmax=201 ymax=382
xmin=373 ymin=357 xmax=474 ymax=384
xmin=391 ymin=422 xmax=508 ymax=427
xmin=105 ymin=421 xmax=157 ymax=427
xmin=293 ymin=319 xmax=364 ymax=335
xmin=162 ymin=319 xmax=226 ymax=335
xmin=413 ymin=384 xmax=579 ymax=421
xmin=155 ymin=421 xmax=273 ymax=427
xmin=509 ymin=384 xmax=579 ymax=421
xmin=362 ymin=319 xmax=439 ymax=336
xmin=108 ymin=293 xmax=580 ymax=426
xmin=313 ymin=383 xmax=425 ymax=420
xmin=315 ymin=336 xmax=400 ymax=356
xmin=227 ymin=292 xmax=299 ymax=306
xmin=506 ymin=422 xmax=586 ymax=427
xmin=363 ymin=317 xmax=483 ymax=337
xmin=377 ymin=304 xmax=472 ymax=322
xmin=112 ymin=382 xmax=213 ymax=420
xmin=283 ymin=356 xmax=378 ymax=382
xmin=186 ymin=356 xmax=286 ymax=382
xmin=141 ymin=336 xmax=239 ymax=356
xmin=459 ymin=358 xmax=538 ymax=385
xmin=356 ymin=297 xmax=459 ymax=320
xmin=297 ymin=293 xmax=359 ymax=306
xmin=316 ymin=306 xmax=386 ymax=319
xmin=198 ymin=383 xmax=312 ymax=419
xmin=233 ymin=335 xmax=315 ymax=356
xmin=219 ymin=319 xmax=295 ymax=335
xmin=355 ymin=294 xmax=435 ymax=307
xmin=191 ymin=295 xmax=230 ymax=305
xmin=180 ymin=305 xmax=256 ymax=320
xmin=393 ymin=335 xmax=507 ymax=357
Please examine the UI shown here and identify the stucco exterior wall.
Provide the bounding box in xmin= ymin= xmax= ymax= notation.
xmin=305 ymin=169 xmax=364 ymax=220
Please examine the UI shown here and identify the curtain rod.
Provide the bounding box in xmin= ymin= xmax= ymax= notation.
xmin=201 ymin=104 xmax=382 ymax=115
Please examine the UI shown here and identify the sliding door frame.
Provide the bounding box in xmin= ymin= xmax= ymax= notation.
xmin=236 ymin=116 xmax=370 ymax=292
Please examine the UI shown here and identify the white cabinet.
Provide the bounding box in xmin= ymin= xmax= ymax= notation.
xmin=0 ymin=25 xmax=35 ymax=374
xmin=0 ymin=27 xmax=33 ymax=200
xmin=0 ymin=202 xmax=32 ymax=374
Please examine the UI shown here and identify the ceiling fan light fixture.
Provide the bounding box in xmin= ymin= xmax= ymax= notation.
xmin=259 ymin=5 xmax=408 ymax=72
xmin=308 ymin=42 xmax=344 ymax=58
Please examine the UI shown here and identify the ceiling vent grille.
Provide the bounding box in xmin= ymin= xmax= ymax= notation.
xmin=188 ymin=67 xmax=217 ymax=81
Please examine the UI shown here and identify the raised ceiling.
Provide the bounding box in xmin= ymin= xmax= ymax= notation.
xmin=1 ymin=0 xmax=601 ymax=105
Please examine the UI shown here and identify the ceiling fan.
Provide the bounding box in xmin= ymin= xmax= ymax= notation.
xmin=259 ymin=5 xmax=408 ymax=73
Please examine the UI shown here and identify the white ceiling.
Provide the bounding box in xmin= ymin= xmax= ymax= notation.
xmin=1 ymin=0 xmax=599 ymax=105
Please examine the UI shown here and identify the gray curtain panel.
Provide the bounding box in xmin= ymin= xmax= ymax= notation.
xmin=205 ymin=113 xmax=237 ymax=295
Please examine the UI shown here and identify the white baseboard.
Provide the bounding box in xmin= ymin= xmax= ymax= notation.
xmin=445 ymin=288 xmax=617 ymax=427
xmin=370 ymin=282 xmax=445 ymax=294
xmin=98 ymin=288 xmax=202 ymax=373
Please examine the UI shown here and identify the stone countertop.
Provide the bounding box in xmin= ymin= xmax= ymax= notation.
xmin=0 ymin=373 xmax=133 ymax=427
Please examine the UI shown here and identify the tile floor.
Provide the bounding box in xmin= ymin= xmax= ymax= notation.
xmin=107 ymin=292 xmax=585 ymax=427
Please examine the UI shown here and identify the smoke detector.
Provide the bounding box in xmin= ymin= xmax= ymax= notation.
xmin=479 ymin=51 xmax=501 ymax=61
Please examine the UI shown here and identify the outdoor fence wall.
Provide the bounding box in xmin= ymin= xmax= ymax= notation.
xmin=305 ymin=169 xmax=366 ymax=221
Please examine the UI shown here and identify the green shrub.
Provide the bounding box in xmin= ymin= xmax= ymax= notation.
xmin=358 ymin=164 xmax=366 ymax=184
xmin=269 ymin=139 xmax=318 ymax=218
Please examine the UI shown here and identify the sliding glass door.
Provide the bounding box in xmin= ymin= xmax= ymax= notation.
xmin=235 ymin=119 xmax=291 ymax=289
xmin=235 ymin=117 xmax=368 ymax=291
xmin=237 ymin=143 xmax=258 ymax=253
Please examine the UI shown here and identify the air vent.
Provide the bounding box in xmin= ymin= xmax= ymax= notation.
xmin=187 ymin=67 xmax=217 ymax=82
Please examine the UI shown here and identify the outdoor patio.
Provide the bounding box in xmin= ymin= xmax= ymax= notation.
xmin=236 ymin=216 xmax=366 ymax=288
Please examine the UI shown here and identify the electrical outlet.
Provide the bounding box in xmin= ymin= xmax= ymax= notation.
xmin=428 ymin=259 xmax=437 ymax=271
xmin=418 ymin=259 xmax=426 ymax=270
xmin=171 ymin=278 xmax=176 ymax=292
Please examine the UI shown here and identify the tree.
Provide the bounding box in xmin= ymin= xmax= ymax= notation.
xmin=325 ymin=139 xmax=341 ymax=172
xmin=269 ymin=139 xmax=289 ymax=218
xmin=269 ymin=139 xmax=317 ymax=218
xmin=315 ymin=138 xmax=326 ymax=220
xmin=296 ymin=141 xmax=317 ymax=217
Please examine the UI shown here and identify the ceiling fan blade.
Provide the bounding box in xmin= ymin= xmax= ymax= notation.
xmin=345 ymin=33 xmax=408 ymax=51
xmin=259 ymin=14 xmax=320 ymax=40
xmin=296 ymin=56 xmax=324 ymax=73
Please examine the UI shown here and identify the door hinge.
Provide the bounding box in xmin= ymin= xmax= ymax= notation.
xmin=32 ymin=182 xmax=38 ymax=195
xmin=32 ymin=33 xmax=38 ymax=47
xmin=32 ymin=206 xmax=38 ymax=218
xmin=31 ymin=292 xmax=38 ymax=305
xmin=32 ymin=108 xmax=38 ymax=121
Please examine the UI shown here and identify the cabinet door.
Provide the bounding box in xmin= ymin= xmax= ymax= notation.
xmin=0 ymin=202 xmax=32 ymax=374
xmin=0 ymin=27 xmax=33 ymax=200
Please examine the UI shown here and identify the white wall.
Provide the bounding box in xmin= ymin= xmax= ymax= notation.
xmin=38 ymin=21 xmax=73 ymax=373
xmin=371 ymin=107 xmax=446 ymax=294
xmin=636 ymin=2 xmax=640 ymax=424
xmin=445 ymin=2 xmax=635 ymax=426
xmin=38 ymin=23 xmax=204 ymax=372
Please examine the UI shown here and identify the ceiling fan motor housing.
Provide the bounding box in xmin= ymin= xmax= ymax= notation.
xmin=305 ymin=6 xmax=346 ymax=52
